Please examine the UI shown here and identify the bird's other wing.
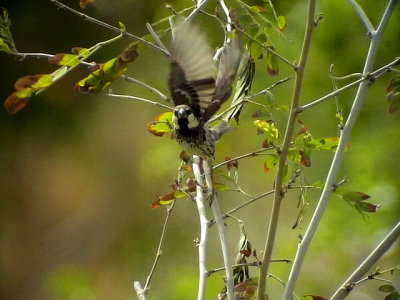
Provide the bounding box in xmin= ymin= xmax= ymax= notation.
xmin=204 ymin=37 xmax=242 ymax=121
xmin=168 ymin=23 xmax=216 ymax=118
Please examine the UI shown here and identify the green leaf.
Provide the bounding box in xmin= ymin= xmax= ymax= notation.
xmin=214 ymin=169 xmax=237 ymax=185
xmin=214 ymin=182 xmax=229 ymax=191
xmin=250 ymin=41 xmax=264 ymax=60
xmin=0 ymin=8 xmax=16 ymax=54
xmin=146 ymin=111 xmax=173 ymax=137
xmin=385 ymin=292 xmax=400 ymax=300
xmin=386 ymin=75 xmax=400 ymax=113
xmin=266 ymin=49 xmax=279 ymax=76
xmin=277 ymin=15 xmax=286 ymax=31
xmin=0 ymin=38 xmax=11 ymax=53
xmin=306 ymin=137 xmax=341 ymax=151
xmin=379 ymin=285 xmax=396 ymax=293
xmin=49 ymin=53 xmax=80 ymax=67
xmin=299 ymin=296 xmax=327 ymax=300
xmin=312 ymin=181 xmax=325 ymax=189
xmin=31 ymin=74 xmax=53 ymax=89
xmin=75 ymin=43 xmax=138 ymax=94
xmin=342 ymin=191 xmax=371 ymax=202
xmin=263 ymin=155 xmax=278 ymax=173
xmin=251 ymin=6 xmax=267 ymax=13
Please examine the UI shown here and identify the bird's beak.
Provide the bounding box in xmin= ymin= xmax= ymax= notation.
xmin=175 ymin=107 xmax=188 ymax=118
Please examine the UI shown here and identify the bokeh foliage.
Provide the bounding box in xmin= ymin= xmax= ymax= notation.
xmin=0 ymin=0 xmax=399 ymax=300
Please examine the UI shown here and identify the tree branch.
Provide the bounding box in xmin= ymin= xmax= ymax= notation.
xmin=203 ymin=161 xmax=235 ymax=300
xmin=257 ymin=1 xmax=317 ymax=299
xmin=330 ymin=219 xmax=400 ymax=300
xmin=121 ymin=75 xmax=170 ymax=102
xmin=282 ymin=1 xmax=398 ymax=299
xmin=298 ymin=57 xmax=400 ymax=111
xmin=50 ymin=0 xmax=170 ymax=56
xmin=185 ymin=0 xmax=211 ymax=23
xmin=347 ymin=0 xmax=375 ymax=35
xmin=192 ymin=156 xmax=209 ymax=300
xmin=106 ymin=92 xmax=173 ymax=110
xmin=142 ymin=202 xmax=176 ymax=293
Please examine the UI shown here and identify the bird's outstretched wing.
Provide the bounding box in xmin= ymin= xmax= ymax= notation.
xmin=204 ymin=37 xmax=242 ymax=121
xmin=168 ymin=23 xmax=216 ymax=118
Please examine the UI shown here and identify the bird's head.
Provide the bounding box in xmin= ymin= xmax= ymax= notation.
xmin=173 ymin=105 xmax=199 ymax=129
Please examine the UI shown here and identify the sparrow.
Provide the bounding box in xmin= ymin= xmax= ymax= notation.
xmin=168 ymin=22 xmax=241 ymax=161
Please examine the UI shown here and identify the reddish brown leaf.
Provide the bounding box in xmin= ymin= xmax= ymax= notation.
xmin=79 ymin=0 xmax=95 ymax=9
xmin=180 ymin=151 xmax=191 ymax=163
xmin=14 ymin=74 xmax=43 ymax=90
xmin=4 ymin=91 xmax=30 ymax=115
xmin=48 ymin=53 xmax=64 ymax=65
xmin=296 ymin=126 xmax=308 ymax=136
xmin=119 ymin=44 xmax=139 ymax=63
xmin=252 ymin=109 xmax=262 ymax=118
xmin=299 ymin=150 xmax=311 ymax=167
xmin=71 ymin=47 xmax=84 ymax=54
xmin=74 ymin=83 xmax=93 ymax=94
xmin=262 ymin=139 xmax=270 ymax=148
xmin=225 ymin=156 xmax=239 ymax=171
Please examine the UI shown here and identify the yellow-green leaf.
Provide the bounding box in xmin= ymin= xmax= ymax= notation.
xmin=31 ymin=74 xmax=53 ymax=90
xmin=264 ymin=155 xmax=278 ymax=173
xmin=254 ymin=119 xmax=279 ymax=142
xmin=277 ymin=15 xmax=286 ymax=31
xmin=147 ymin=112 xmax=173 ymax=136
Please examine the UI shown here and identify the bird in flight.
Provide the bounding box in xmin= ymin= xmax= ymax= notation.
xmin=168 ymin=22 xmax=242 ymax=162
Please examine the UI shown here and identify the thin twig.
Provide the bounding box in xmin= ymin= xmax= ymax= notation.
xmin=283 ymin=1 xmax=399 ymax=299
xmin=247 ymin=76 xmax=292 ymax=100
xmin=213 ymin=147 xmax=275 ymax=170
xmin=121 ymin=75 xmax=170 ymax=102
xmin=50 ymin=0 xmax=169 ymax=56
xmin=106 ymin=92 xmax=173 ymax=110
xmin=12 ymin=51 xmax=97 ymax=68
xmin=258 ymin=1 xmax=317 ymax=299
xmin=347 ymin=0 xmax=375 ymax=35
xmin=231 ymin=23 xmax=297 ymax=70
xmin=298 ymin=57 xmax=400 ymax=111
xmin=209 ymin=190 xmax=275 ymax=227
xmin=329 ymin=220 xmax=400 ymax=300
xmin=142 ymin=202 xmax=176 ymax=293
xmin=209 ymin=77 xmax=291 ymax=123
xmin=352 ymin=266 xmax=400 ymax=286
xmin=146 ymin=22 xmax=170 ymax=54
xmin=218 ymin=0 xmax=232 ymax=36
xmin=192 ymin=156 xmax=209 ymax=300
xmin=185 ymin=0 xmax=211 ymax=22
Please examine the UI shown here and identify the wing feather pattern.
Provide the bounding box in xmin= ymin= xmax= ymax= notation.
xmin=168 ymin=23 xmax=216 ymax=117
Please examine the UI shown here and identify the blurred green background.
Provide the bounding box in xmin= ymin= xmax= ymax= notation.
xmin=0 ymin=0 xmax=399 ymax=299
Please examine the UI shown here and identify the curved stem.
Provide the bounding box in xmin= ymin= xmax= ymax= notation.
xmin=257 ymin=1 xmax=317 ymax=299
